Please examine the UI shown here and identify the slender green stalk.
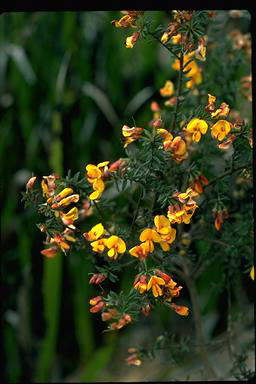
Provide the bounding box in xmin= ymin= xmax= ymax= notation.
xmin=172 ymin=51 xmax=184 ymax=132
xmin=148 ymin=31 xmax=179 ymax=59
xmin=129 ymin=186 xmax=143 ymax=239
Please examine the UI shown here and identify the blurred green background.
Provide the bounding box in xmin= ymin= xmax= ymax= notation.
xmin=1 ymin=11 xmax=253 ymax=382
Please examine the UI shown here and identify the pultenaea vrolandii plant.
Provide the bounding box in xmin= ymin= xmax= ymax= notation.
xmin=23 ymin=10 xmax=253 ymax=379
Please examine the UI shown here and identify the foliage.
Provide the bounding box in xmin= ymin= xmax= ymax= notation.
xmin=2 ymin=10 xmax=253 ymax=382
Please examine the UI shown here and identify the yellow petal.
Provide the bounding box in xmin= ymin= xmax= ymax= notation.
xmin=250 ymin=266 xmax=254 ymax=280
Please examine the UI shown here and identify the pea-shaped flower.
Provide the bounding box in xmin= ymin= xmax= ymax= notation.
xmin=186 ymin=118 xmax=208 ymax=142
xmin=106 ymin=236 xmax=126 ymax=260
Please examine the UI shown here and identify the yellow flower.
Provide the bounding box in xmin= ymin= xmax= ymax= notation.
xmin=211 ymin=120 xmax=232 ymax=141
xmin=55 ymin=188 xmax=73 ymax=202
xmin=41 ymin=179 xmax=49 ymax=198
xmin=83 ymin=223 xmax=105 ymax=241
xmin=91 ymin=239 xmax=107 ymax=253
xmin=172 ymin=33 xmax=182 ymax=44
xmin=208 ymin=94 xmax=216 ymax=104
xmin=154 ymin=215 xmax=171 ymax=235
xmin=161 ymin=32 xmax=170 ymax=44
xmin=60 ymin=207 xmax=79 ymax=226
xmin=186 ymin=118 xmax=208 ymax=142
xmin=139 ymin=228 xmax=161 ymax=252
xmin=147 ymin=275 xmax=165 ymax=297
xmin=106 ymin=235 xmax=126 ymax=259
xmin=154 ymin=215 xmax=176 ymax=250
xmin=89 ymin=178 xmax=105 ymax=201
xmin=160 ymin=80 xmax=174 ymax=97
xmin=250 ymin=266 xmax=254 ymax=280
xmin=56 ymin=194 xmax=80 ymax=207
xmin=86 ymin=164 xmax=102 ymax=183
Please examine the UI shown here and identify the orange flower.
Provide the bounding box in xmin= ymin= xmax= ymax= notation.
xmin=41 ymin=246 xmax=58 ymax=258
xmin=50 ymin=234 xmax=70 ymax=252
xmin=169 ymin=303 xmax=189 ymax=316
xmin=90 ymin=238 xmax=107 ymax=253
xmin=172 ymin=33 xmax=182 ymax=44
xmin=213 ymin=208 xmax=228 ymax=231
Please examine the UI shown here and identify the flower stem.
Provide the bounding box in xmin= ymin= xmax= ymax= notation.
xmin=172 ymin=51 xmax=184 ymax=132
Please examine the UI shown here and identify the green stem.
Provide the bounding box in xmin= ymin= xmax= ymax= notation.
xmin=172 ymin=51 xmax=184 ymax=132
xmin=148 ymin=31 xmax=179 ymax=59
xmin=93 ymin=200 xmax=109 ymax=231
xmin=129 ymin=186 xmax=143 ymax=239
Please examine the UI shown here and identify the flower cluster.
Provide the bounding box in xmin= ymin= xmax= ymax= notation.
xmin=83 ymin=223 xmax=126 ymax=260
xmin=133 ymin=269 xmax=189 ymax=316
xmin=86 ymin=161 xmax=110 ymax=201
xmin=111 ymin=11 xmax=144 ymax=48
xmin=168 ymin=188 xmax=199 ymax=225
xmin=129 ymin=215 xmax=176 ymax=259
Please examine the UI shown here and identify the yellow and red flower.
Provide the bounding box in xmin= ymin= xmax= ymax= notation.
xmin=83 ymin=223 xmax=105 ymax=241
xmin=129 ymin=242 xmax=151 ymax=260
xmin=122 ymin=125 xmax=144 ymax=148
xmin=125 ymin=31 xmax=140 ymax=48
xmin=211 ymin=120 xmax=232 ymax=141
xmin=133 ymin=274 xmax=148 ymax=294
